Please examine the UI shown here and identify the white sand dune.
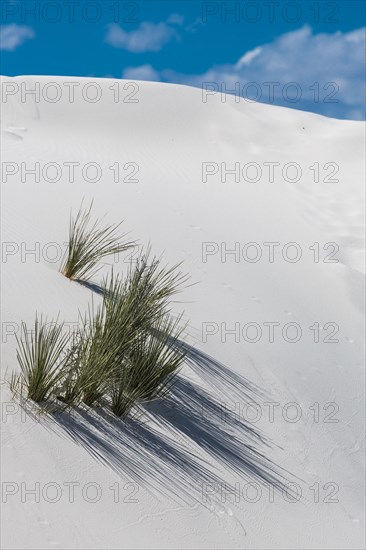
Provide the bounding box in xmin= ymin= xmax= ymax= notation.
xmin=1 ymin=76 xmax=365 ymax=549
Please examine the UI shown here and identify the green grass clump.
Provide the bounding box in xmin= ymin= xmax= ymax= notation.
xmin=60 ymin=202 xmax=134 ymax=282
xmin=126 ymin=315 xmax=186 ymax=401
xmin=12 ymin=206 xmax=190 ymax=420
xmin=59 ymin=252 xmax=188 ymax=414
xmin=58 ymin=303 xmax=126 ymax=407
xmin=103 ymin=253 xmax=188 ymax=416
xmin=10 ymin=316 xmax=70 ymax=403
xmin=109 ymin=315 xmax=186 ymax=417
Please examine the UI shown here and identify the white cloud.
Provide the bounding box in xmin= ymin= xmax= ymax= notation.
xmin=123 ymin=64 xmax=160 ymax=81
xmin=167 ymin=13 xmax=184 ymax=25
xmin=160 ymin=26 xmax=366 ymax=120
xmin=237 ymin=47 xmax=262 ymax=67
xmin=0 ymin=24 xmax=35 ymax=51
xmin=105 ymin=20 xmax=178 ymax=53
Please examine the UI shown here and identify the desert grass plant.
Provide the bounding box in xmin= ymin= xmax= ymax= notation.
xmin=60 ymin=201 xmax=135 ymax=282
xmin=108 ymin=316 xmax=186 ymax=417
xmin=57 ymin=303 xmax=125 ymax=407
xmin=54 ymin=287 xmax=134 ymax=409
xmin=88 ymin=249 xmax=189 ymax=376
xmin=10 ymin=316 xmax=70 ymax=403
xmin=57 ymin=254 xmax=189 ymax=414
xmin=101 ymin=250 xmax=188 ymax=352
xmin=108 ymin=360 xmax=139 ymax=417
xmin=104 ymin=247 xmax=190 ymax=327
xmin=101 ymin=256 xmax=188 ymax=416
xmin=128 ymin=315 xmax=186 ymax=398
xmin=13 ymin=245 xmax=190 ymax=418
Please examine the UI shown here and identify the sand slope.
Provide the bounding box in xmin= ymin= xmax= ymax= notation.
xmin=0 ymin=76 xmax=365 ymax=549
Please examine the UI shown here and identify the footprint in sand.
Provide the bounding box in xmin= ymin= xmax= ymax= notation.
xmin=206 ymin=498 xmax=247 ymax=539
xmin=2 ymin=130 xmax=23 ymax=142
xmin=2 ymin=127 xmax=27 ymax=142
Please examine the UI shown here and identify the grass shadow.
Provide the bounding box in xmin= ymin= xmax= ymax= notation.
xmin=29 ymin=279 xmax=296 ymax=504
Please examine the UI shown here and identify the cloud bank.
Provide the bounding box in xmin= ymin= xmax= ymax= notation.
xmin=122 ymin=26 xmax=365 ymax=120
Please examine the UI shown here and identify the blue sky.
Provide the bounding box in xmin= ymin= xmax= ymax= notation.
xmin=0 ymin=0 xmax=365 ymax=119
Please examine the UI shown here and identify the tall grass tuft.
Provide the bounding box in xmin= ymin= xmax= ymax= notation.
xmin=10 ymin=316 xmax=70 ymax=403
xmin=57 ymin=303 xmax=123 ymax=407
xmin=108 ymin=317 xmax=186 ymax=417
xmin=129 ymin=315 xmax=186 ymax=399
xmin=59 ymin=252 xmax=189 ymax=414
xmin=104 ymin=248 xmax=189 ymax=326
xmin=102 ymin=253 xmax=189 ymax=416
xmin=60 ymin=202 xmax=134 ymax=282
xmin=13 ymin=244 xmax=189 ymax=418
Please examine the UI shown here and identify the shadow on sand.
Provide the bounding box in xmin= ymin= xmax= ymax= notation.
xmin=33 ymin=279 xmax=294 ymax=504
